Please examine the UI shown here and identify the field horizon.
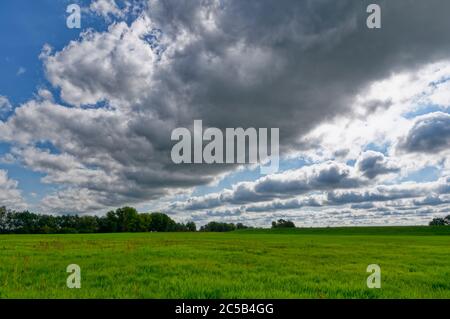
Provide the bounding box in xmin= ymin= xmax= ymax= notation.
xmin=1 ymin=225 xmax=449 ymax=299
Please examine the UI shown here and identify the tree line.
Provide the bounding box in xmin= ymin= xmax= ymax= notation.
xmin=0 ymin=206 xmax=196 ymax=234
xmin=199 ymin=221 xmax=251 ymax=232
xmin=0 ymin=206 xmax=268 ymax=234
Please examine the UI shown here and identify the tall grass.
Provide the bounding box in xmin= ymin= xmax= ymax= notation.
xmin=0 ymin=227 xmax=449 ymax=298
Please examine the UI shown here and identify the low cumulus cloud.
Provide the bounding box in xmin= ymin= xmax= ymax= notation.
xmin=0 ymin=170 xmax=26 ymax=210
xmin=173 ymin=161 xmax=365 ymax=211
xmin=328 ymin=178 xmax=449 ymax=205
xmin=356 ymin=151 xmax=400 ymax=179
xmin=398 ymin=112 xmax=450 ymax=154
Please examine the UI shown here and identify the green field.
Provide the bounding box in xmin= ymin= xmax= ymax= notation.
xmin=1 ymin=226 xmax=449 ymax=298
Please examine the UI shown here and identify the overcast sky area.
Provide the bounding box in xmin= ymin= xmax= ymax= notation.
xmin=0 ymin=0 xmax=449 ymax=227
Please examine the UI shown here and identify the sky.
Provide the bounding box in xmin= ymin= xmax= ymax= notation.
xmin=0 ymin=0 xmax=449 ymax=227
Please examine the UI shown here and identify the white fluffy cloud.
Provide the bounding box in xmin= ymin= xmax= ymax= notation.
xmin=0 ymin=96 xmax=12 ymax=118
xmin=0 ymin=170 xmax=26 ymax=210
xmin=429 ymin=80 xmax=450 ymax=107
xmin=90 ymin=0 xmax=125 ymax=19
xmin=42 ymin=16 xmax=160 ymax=107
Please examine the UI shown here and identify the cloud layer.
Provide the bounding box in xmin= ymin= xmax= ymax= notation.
xmin=0 ymin=0 xmax=448 ymax=226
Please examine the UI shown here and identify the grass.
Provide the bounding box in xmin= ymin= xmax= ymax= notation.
xmin=0 ymin=226 xmax=449 ymax=298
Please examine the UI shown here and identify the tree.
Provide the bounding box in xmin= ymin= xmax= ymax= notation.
xmin=200 ymin=222 xmax=236 ymax=232
xmin=149 ymin=212 xmax=176 ymax=232
xmin=115 ymin=207 xmax=140 ymax=232
xmin=445 ymin=215 xmax=450 ymax=225
xmin=0 ymin=207 xmax=195 ymax=234
xmin=78 ymin=216 xmax=99 ymax=233
xmin=58 ymin=215 xmax=81 ymax=233
xmin=138 ymin=213 xmax=153 ymax=232
xmin=13 ymin=211 xmax=40 ymax=233
xmin=0 ymin=206 xmax=8 ymax=233
xmin=271 ymin=219 xmax=296 ymax=229
xmin=37 ymin=214 xmax=58 ymax=233
xmin=104 ymin=210 xmax=120 ymax=232
xmin=236 ymin=223 xmax=249 ymax=230
xmin=429 ymin=218 xmax=447 ymax=226
xmin=186 ymin=221 xmax=197 ymax=232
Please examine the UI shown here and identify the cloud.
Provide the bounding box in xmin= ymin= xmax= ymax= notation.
xmin=350 ymin=202 xmax=375 ymax=210
xmin=398 ymin=112 xmax=450 ymax=154
xmin=2 ymin=0 xmax=450 ymax=215
xmin=40 ymin=188 xmax=114 ymax=214
xmin=0 ymin=99 xmax=220 ymax=212
xmin=413 ymin=194 xmax=449 ymax=206
xmin=174 ymin=161 xmax=365 ymax=210
xmin=327 ymin=178 xmax=449 ymax=205
xmin=16 ymin=67 xmax=26 ymax=76
xmin=41 ymin=16 xmax=161 ymax=107
xmin=355 ymin=151 xmax=400 ymax=179
xmin=429 ymin=79 xmax=450 ymax=107
xmin=90 ymin=0 xmax=125 ymax=19
xmin=178 ymin=175 xmax=449 ymax=220
xmin=205 ymin=208 xmax=242 ymax=217
xmin=254 ymin=162 xmax=364 ymax=195
xmin=246 ymin=196 xmax=322 ymax=213
xmin=0 ymin=170 xmax=27 ymax=210
xmin=0 ymin=96 xmax=12 ymax=118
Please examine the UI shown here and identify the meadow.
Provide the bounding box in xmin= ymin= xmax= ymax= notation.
xmin=0 ymin=226 xmax=449 ymax=298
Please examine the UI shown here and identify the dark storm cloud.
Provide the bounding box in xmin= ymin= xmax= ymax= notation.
xmin=146 ymin=0 xmax=450 ymax=135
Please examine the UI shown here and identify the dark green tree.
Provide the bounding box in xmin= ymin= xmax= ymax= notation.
xmin=149 ymin=212 xmax=176 ymax=232
xmin=137 ymin=213 xmax=153 ymax=232
xmin=0 ymin=206 xmax=8 ymax=233
xmin=200 ymin=222 xmax=236 ymax=232
xmin=271 ymin=219 xmax=296 ymax=229
xmin=445 ymin=215 xmax=450 ymax=225
xmin=115 ymin=207 xmax=140 ymax=232
xmin=0 ymin=207 xmax=197 ymax=234
xmin=429 ymin=218 xmax=447 ymax=226
xmin=186 ymin=221 xmax=197 ymax=232
xmin=78 ymin=216 xmax=100 ymax=233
